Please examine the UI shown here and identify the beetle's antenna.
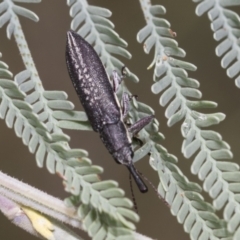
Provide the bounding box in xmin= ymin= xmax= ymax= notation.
xmin=136 ymin=170 xmax=170 ymax=208
xmin=129 ymin=173 xmax=138 ymax=213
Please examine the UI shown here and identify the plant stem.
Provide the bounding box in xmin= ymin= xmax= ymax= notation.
xmin=0 ymin=170 xmax=83 ymax=229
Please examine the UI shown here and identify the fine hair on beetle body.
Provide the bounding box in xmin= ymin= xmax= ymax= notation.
xmin=65 ymin=30 xmax=154 ymax=193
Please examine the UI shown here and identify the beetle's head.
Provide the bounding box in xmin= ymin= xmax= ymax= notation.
xmin=113 ymin=146 xmax=133 ymax=165
xmin=113 ymin=146 xmax=148 ymax=193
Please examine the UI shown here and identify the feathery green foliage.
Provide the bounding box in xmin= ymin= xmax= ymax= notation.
xmin=67 ymin=0 xmax=138 ymax=82
xmin=137 ymin=0 xmax=240 ymax=239
xmin=193 ymin=0 xmax=240 ymax=88
xmin=0 ymin=54 xmax=140 ymax=239
xmin=0 ymin=1 xmax=140 ymax=239
xmin=1 ymin=0 xmax=240 ymax=239
xmin=67 ymin=1 xmax=234 ymax=239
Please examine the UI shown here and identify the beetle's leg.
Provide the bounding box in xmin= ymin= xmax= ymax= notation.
xmin=121 ymin=92 xmax=138 ymax=119
xmin=112 ymin=70 xmax=122 ymax=92
xmin=121 ymin=65 xmax=127 ymax=78
xmin=132 ymin=136 xmax=144 ymax=147
xmin=128 ymin=115 xmax=154 ymax=135
xmin=112 ymin=66 xmax=127 ymax=92
xmin=133 ymin=136 xmax=151 ymax=156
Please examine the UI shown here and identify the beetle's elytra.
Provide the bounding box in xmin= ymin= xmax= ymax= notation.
xmin=66 ymin=31 xmax=154 ymax=193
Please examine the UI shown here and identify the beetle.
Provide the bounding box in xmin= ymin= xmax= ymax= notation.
xmin=65 ymin=30 xmax=154 ymax=193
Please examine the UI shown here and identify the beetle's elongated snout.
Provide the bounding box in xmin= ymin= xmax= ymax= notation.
xmin=127 ymin=164 xmax=148 ymax=193
xmin=66 ymin=30 xmax=81 ymax=49
xmin=66 ymin=31 xmax=89 ymax=60
xmin=67 ymin=31 xmax=76 ymax=48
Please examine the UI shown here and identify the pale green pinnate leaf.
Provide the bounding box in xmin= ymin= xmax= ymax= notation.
xmin=186 ymin=100 xmax=217 ymax=109
xmin=88 ymin=217 xmax=102 ymax=237
xmin=58 ymin=120 xmax=92 ymax=130
xmin=143 ymin=34 xmax=156 ymax=53
xmin=184 ymin=139 xmax=201 ymax=158
xmin=151 ymin=75 xmax=172 ymax=94
xmin=137 ymin=25 xmax=153 ymax=43
xmin=195 ymin=116 xmax=220 ymax=127
xmin=76 ymin=166 xmax=103 ymax=175
xmin=0 ymin=53 xmax=140 ymax=239
xmin=0 ymin=11 xmax=11 ymax=28
xmin=0 ymin=68 xmax=13 ymax=78
xmin=211 ymin=149 xmax=233 ymax=160
xmin=217 ymin=162 xmax=239 ymax=172
xmin=165 ymin=98 xmax=182 ymax=119
xmin=51 ymin=133 xmax=70 ymax=142
xmin=203 ymin=171 xmax=218 ymax=192
xmin=176 ymin=77 xmax=199 ymax=88
xmin=194 ymin=0 xmax=240 ymax=88
xmin=43 ymin=91 xmax=68 ymax=100
xmin=25 ymin=91 xmax=40 ymax=103
xmin=116 ymin=208 xmax=139 ymax=222
xmin=91 ymin=15 xmax=114 ymax=29
xmin=195 ymin=0 xmax=215 ymax=16
xmin=167 ymin=108 xmax=186 ymax=127
xmin=168 ymin=58 xmax=197 ymax=71
xmin=92 ymin=181 xmax=118 ymax=191
xmin=228 ymin=183 xmax=240 ymax=193
xmin=149 ymin=5 xmax=166 ymax=15
xmin=100 ymin=188 xmax=124 ymax=198
xmin=222 ymin=172 xmax=240 ymax=182
xmin=1 ymin=0 xmax=238 ymax=238
xmin=47 ymin=100 xmax=75 ymax=110
xmin=0 ymin=0 xmax=41 ymax=33
xmin=0 ymin=2 xmax=8 ymax=14
xmin=19 ymin=80 xmax=35 ymax=93
xmin=165 ymin=47 xmax=186 ymax=58
xmin=109 ymin=198 xmax=132 ymax=208
xmin=219 ymin=0 xmax=240 ymax=7
xmin=68 ymin=0 xmax=137 ymax=82
xmin=0 ymin=79 xmax=18 ymax=89
xmin=12 ymin=99 xmax=32 ymax=111
xmin=12 ymin=5 xmax=39 ymax=22
xmin=132 ymin=142 xmax=152 ymax=163
xmin=0 ymin=61 xmax=8 ymax=69
xmin=137 ymin=1 xmax=239 ymax=238
xmin=201 ymin=130 xmax=222 ymax=141
xmin=87 ymin=6 xmax=111 ymax=18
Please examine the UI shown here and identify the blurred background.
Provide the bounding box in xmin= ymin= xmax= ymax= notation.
xmin=0 ymin=1 xmax=240 ymax=239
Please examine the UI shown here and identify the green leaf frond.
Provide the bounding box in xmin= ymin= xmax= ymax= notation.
xmin=0 ymin=54 xmax=140 ymax=239
xmin=66 ymin=1 xmax=236 ymax=239
xmin=0 ymin=1 xmax=141 ymax=239
xmin=1 ymin=0 xmax=238 ymax=239
xmin=137 ymin=0 xmax=240 ymax=239
xmin=0 ymin=0 xmax=40 ymax=39
xmin=193 ymin=0 xmax=240 ymax=88
xmin=128 ymin=94 xmax=231 ymax=240
xmin=67 ymin=0 xmax=139 ymax=83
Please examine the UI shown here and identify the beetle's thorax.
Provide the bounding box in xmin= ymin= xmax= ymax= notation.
xmin=112 ymin=146 xmax=133 ymax=166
